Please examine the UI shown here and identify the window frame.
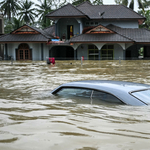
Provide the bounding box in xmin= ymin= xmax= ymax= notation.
xmin=88 ymin=45 xmax=99 ymax=60
xmin=129 ymin=89 xmax=150 ymax=105
xmin=53 ymin=86 xmax=125 ymax=104
xmin=101 ymin=45 xmax=114 ymax=60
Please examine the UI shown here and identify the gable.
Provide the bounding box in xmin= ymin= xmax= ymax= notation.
xmin=12 ymin=25 xmax=40 ymax=34
xmin=46 ymin=3 xmax=86 ymax=18
xmin=86 ymin=25 xmax=114 ymax=34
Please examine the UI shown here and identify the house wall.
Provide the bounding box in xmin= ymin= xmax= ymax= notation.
xmin=7 ymin=43 xmax=18 ymax=60
xmin=43 ymin=44 xmax=50 ymax=60
xmin=4 ymin=43 xmax=49 ymax=61
xmin=114 ymin=44 xmax=123 ymax=59
xmin=77 ymin=44 xmax=89 ymax=60
xmin=57 ymin=18 xmax=80 ymax=39
xmin=76 ymin=44 xmax=124 ymax=60
xmin=82 ymin=19 xmax=139 ymax=28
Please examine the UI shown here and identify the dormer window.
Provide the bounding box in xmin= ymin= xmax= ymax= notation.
xmin=85 ymin=22 xmax=89 ymax=25
xmin=95 ymin=22 xmax=98 ymax=25
xmin=90 ymin=22 xmax=94 ymax=25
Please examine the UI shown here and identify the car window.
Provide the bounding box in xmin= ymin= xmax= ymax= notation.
xmin=131 ymin=89 xmax=150 ymax=104
xmin=92 ymin=90 xmax=123 ymax=104
xmin=56 ymin=87 xmax=123 ymax=104
xmin=56 ymin=88 xmax=92 ymax=98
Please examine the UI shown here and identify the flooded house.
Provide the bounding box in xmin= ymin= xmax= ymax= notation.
xmin=0 ymin=1 xmax=150 ymax=61
xmin=0 ymin=13 xmax=4 ymax=60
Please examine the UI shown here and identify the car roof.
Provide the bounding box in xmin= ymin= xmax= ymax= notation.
xmin=62 ymin=80 xmax=150 ymax=92
xmin=52 ymin=80 xmax=150 ymax=106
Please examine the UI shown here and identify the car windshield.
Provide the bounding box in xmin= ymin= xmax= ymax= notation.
xmin=131 ymin=89 xmax=150 ymax=104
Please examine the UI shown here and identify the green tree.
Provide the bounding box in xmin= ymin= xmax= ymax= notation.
xmin=17 ymin=0 xmax=36 ymax=24
xmin=121 ymin=0 xmax=144 ymax=11
xmin=48 ymin=0 xmax=67 ymax=9
xmin=72 ymin=0 xmax=90 ymax=6
xmin=139 ymin=10 xmax=150 ymax=29
xmin=115 ymin=0 xmax=123 ymax=4
xmin=72 ymin=0 xmax=103 ymax=6
xmin=35 ymin=0 xmax=52 ymax=28
xmin=142 ymin=0 xmax=150 ymax=9
xmin=4 ymin=17 xmax=23 ymax=33
xmin=0 ymin=0 xmax=20 ymax=21
xmin=91 ymin=0 xmax=103 ymax=5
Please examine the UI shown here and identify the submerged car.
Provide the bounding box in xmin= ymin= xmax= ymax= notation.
xmin=51 ymin=80 xmax=150 ymax=106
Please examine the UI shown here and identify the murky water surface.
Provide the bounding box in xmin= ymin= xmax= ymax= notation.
xmin=1 ymin=60 xmax=150 ymax=150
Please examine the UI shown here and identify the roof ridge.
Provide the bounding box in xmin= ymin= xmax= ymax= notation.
xmin=69 ymin=3 xmax=87 ymax=16
xmin=46 ymin=3 xmax=86 ymax=17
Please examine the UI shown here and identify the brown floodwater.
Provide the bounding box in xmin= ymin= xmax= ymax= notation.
xmin=1 ymin=60 xmax=150 ymax=150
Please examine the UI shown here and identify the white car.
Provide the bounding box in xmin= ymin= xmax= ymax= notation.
xmin=51 ymin=80 xmax=150 ymax=106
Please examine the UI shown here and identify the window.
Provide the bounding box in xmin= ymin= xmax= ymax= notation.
xmin=88 ymin=45 xmax=99 ymax=60
xmin=131 ymin=89 xmax=150 ymax=104
xmin=92 ymin=90 xmax=123 ymax=104
xmin=90 ymin=22 xmax=94 ymax=25
xmin=55 ymin=87 xmax=123 ymax=104
xmin=16 ymin=43 xmax=32 ymax=60
xmin=85 ymin=22 xmax=89 ymax=25
xmin=101 ymin=45 xmax=114 ymax=60
xmin=138 ymin=47 xmax=144 ymax=59
xmin=56 ymin=88 xmax=92 ymax=98
xmin=95 ymin=22 xmax=99 ymax=25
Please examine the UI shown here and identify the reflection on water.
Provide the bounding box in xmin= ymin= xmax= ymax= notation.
xmin=1 ymin=60 xmax=150 ymax=150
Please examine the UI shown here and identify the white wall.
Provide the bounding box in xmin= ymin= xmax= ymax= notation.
xmin=82 ymin=19 xmax=139 ymax=29
xmin=77 ymin=44 xmax=88 ymax=60
xmin=76 ymin=43 xmax=124 ymax=60
xmin=114 ymin=44 xmax=123 ymax=59
xmin=5 ymin=43 xmax=45 ymax=61
xmin=43 ymin=44 xmax=50 ymax=60
xmin=29 ymin=43 xmax=40 ymax=61
xmin=7 ymin=43 xmax=19 ymax=60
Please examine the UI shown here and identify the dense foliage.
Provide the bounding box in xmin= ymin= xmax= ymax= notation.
xmin=0 ymin=0 xmax=150 ymax=33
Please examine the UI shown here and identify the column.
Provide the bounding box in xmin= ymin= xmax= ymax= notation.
xmin=41 ymin=43 xmax=43 ymax=61
xmin=123 ymin=50 xmax=126 ymax=60
xmin=99 ymin=49 xmax=101 ymax=60
xmin=5 ymin=43 xmax=8 ymax=60
xmin=74 ymin=49 xmax=77 ymax=60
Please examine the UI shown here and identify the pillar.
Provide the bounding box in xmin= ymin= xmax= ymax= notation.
xmin=123 ymin=50 xmax=126 ymax=60
xmin=99 ymin=49 xmax=101 ymax=60
xmin=41 ymin=43 xmax=43 ymax=61
xmin=5 ymin=43 xmax=8 ymax=60
xmin=74 ymin=49 xmax=77 ymax=60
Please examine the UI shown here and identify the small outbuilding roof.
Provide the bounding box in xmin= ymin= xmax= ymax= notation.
xmin=0 ymin=24 xmax=55 ymax=43
xmin=0 ymin=34 xmax=49 ymax=42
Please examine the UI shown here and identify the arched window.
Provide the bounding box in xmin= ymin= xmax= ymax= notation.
xmin=88 ymin=45 xmax=98 ymax=60
xmin=16 ymin=43 xmax=32 ymax=60
xmin=101 ymin=45 xmax=114 ymax=60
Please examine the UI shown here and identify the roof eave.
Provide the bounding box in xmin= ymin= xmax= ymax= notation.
xmin=69 ymin=41 xmax=134 ymax=44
